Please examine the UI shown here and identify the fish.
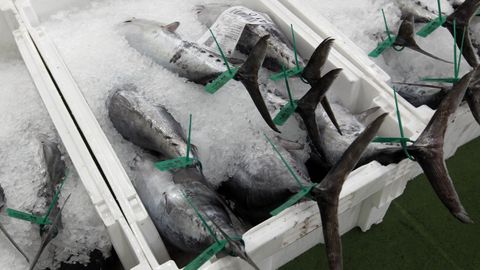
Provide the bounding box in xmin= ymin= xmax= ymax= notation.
xmin=118 ymin=18 xmax=279 ymax=132
xmin=404 ymin=67 xmax=480 ymax=224
xmin=29 ymin=138 xmax=67 ymax=270
xmin=396 ymin=0 xmax=480 ymax=67
xmin=394 ymin=83 xmax=447 ymax=109
xmin=0 ymin=185 xmax=30 ymax=263
xmin=195 ymin=5 xmax=305 ymax=71
xmin=107 ymin=84 xmax=198 ymax=160
xmin=129 ymin=153 xmax=257 ymax=268
xmin=444 ymin=0 xmax=480 ymax=67
xmin=310 ymin=113 xmax=388 ymax=270
xmin=394 ymin=15 xmax=453 ymax=63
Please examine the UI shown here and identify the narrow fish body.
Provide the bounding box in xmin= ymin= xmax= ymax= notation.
xmin=130 ymin=154 xmax=242 ymax=252
xmin=108 ymin=84 xmax=196 ymax=159
xmin=218 ymin=139 xmax=310 ymax=222
xmin=118 ymin=19 xmax=228 ymax=84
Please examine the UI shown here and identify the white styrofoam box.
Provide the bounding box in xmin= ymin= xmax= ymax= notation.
xmin=1 ymin=5 xmax=150 ymax=270
xmin=280 ymin=0 xmax=480 ymax=158
xmin=13 ymin=0 xmax=426 ymax=269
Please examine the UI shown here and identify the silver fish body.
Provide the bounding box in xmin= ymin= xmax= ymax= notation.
xmin=130 ymin=154 xmax=243 ymax=253
xmin=118 ymin=19 xmax=228 ymax=84
xmin=108 ymin=84 xmax=196 ymax=159
xmin=394 ymin=0 xmax=443 ymax=22
xmin=218 ymin=138 xmax=311 ymax=222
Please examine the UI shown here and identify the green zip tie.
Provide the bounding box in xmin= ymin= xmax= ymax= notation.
xmin=416 ymin=0 xmax=447 ymax=37
xmin=264 ymin=134 xmax=318 ymax=216
xmin=204 ymin=29 xmax=239 ymax=94
xmin=182 ymin=192 xmax=219 ymax=243
xmin=393 ymin=89 xmax=415 ymax=161
xmin=273 ymin=65 xmax=298 ymax=126
xmin=371 ymin=89 xmax=414 ymax=160
xmin=41 ymin=174 xmax=67 ymax=227
xmin=155 ymin=115 xmax=195 ymax=171
xmin=264 ymin=134 xmax=304 ymax=188
xmin=368 ymin=9 xmax=397 ymax=57
xmin=184 ymin=240 xmax=228 ymax=270
xmin=420 ymin=20 xmax=464 ymax=84
xmin=270 ymin=24 xmax=304 ymax=81
xmin=270 ymin=184 xmax=316 ymax=216
xmin=7 ymin=170 xmax=69 ymax=225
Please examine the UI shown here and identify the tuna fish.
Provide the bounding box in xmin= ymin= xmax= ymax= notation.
xmin=118 ymin=18 xmax=279 ymax=132
xmin=108 ymin=88 xmax=257 ymax=268
xmin=107 ymin=84 xmax=197 ymax=160
xmin=394 ymin=15 xmax=453 ymax=63
xmin=29 ymin=139 xmax=68 ymax=270
xmin=0 ymin=185 xmax=30 ymax=263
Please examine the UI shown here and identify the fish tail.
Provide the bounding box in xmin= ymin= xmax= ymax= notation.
xmin=296 ymin=68 xmax=342 ymax=152
xmin=235 ymin=35 xmax=280 ymax=133
xmin=409 ymin=44 xmax=453 ymax=64
xmin=311 ymin=113 xmax=388 ymax=270
xmin=408 ymin=67 xmax=480 ymax=223
xmin=466 ymin=86 xmax=480 ymax=125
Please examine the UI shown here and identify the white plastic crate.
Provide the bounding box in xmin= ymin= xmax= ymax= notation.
xmin=280 ymin=0 xmax=480 ymax=159
xmin=0 ymin=4 xmax=149 ymax=270
xmin=12 ymin=0 xmax=426 ymax=269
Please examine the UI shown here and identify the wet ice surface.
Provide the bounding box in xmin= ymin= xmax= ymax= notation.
xmin=0 ymin=59 xmax=111 ymax=269
xmin=289 ymin=0 xmax=472 ymax=107
xmin=40 ymin=0 xmax=312 ymax=188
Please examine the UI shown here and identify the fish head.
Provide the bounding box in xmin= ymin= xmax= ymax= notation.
xmin=0 ymin=184 xmax=5 ymax=210
xmin=118 ymin=17 xmax=181 ymax=39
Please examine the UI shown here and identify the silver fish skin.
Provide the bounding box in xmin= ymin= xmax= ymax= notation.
xmin=316 ymin=103 xmax=403 ymax=168
xmin=108 ymin=84 xmax=196 ymax=160
xmin=118 ymin=19 xmax=228 ymax=84
xmin=218 ymin=137 xmax=311 ymax=222
xmin=130 ymin=153 xmax=243 ymax=253
xmin=198 ymin=5 xmax=305 ymax=71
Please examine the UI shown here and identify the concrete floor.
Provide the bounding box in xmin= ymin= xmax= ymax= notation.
xmin=281 ymin=138 xmax=480 ymax=270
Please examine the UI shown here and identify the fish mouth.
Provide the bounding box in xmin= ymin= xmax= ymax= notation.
xmin=123 ymin=17 xmax=135 ymax=23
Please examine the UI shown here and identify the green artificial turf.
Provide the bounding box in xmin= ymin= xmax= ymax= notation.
xmin=281 ymin=138 xmax=480 ymax=270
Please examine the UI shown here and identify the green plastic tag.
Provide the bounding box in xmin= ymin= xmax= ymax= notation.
xmin=6 ymin=208 xmax=51 ymax=225
xmin=273 ymin=100 xmax=298 ymax=126
xmin=270 ymin=66 xmax=304 ymax=81
xmin=368 ymin=36 xmax=396 ymax=58
xmin=416 ymin=17 xmax=447 ymax=37
xmin=204 ymin=67 xmax=239 ymax=94
xmin=184 ymin=240 xmax=228 ymax=270
xmin=155 ymin=157 xmax=194 ymax=171
xmin=372 ymin=137 xmax=414 ymax=143
xmin=270 ymin=185 xmax=315 ymax=216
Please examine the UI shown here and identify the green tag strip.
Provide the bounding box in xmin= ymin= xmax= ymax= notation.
xmin=205 ymin=67 xmax=239 ymax=94
xmin=7 ymin=170 xmax=68 ymax=225
xmin=420 ymin=20 xmax=464 ymax=84
xmin=265 ymin=134 xmax=317 ymax=216
xmin=204 ymin=29 xmax=238 ymax=93
xmin=182 ymin=193 xmax=231 ymax=270
xmin=184 ymin=240 xmax=228 ymax=270
xmin=416 ymin=0 xmax=446 ymax=37
xmin=155 ymin=114 xmax=198 ymax=171
xmin=6 ymin=209 xmax=51 ymax=225
xmin=270 ymin=24 xmax=304 ymax=81
xmin=372 ymin=89 xmax=414 ymax=160
xmin=270 ymin=184 xmax=316 ymax=216
xmin=264 ymin=135 xmax=305 ymax=188
xmin=372 ymin=137 xmax=414 ymax=143
xmin=369 ymin=9 xmax=397 ymax=58
xmin=273 ymin=66 xmax=298 ymax=126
